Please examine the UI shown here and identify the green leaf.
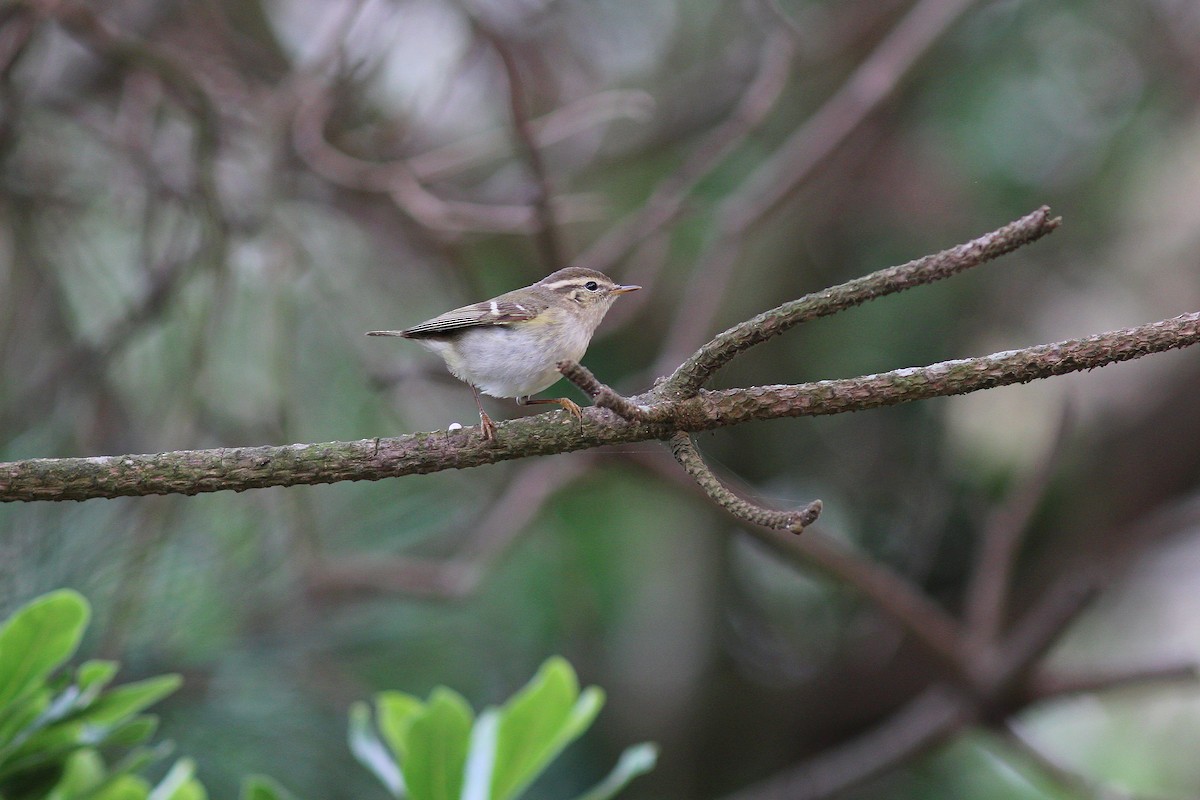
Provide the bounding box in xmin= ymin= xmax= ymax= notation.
xmin=170 ymin=779 xmax=207 ymax=800
xmin=81 ymin=676 xmax=182 ymax=726
xmin=2 ymin=714 xmax=161 ymax=781
xmin=148 ymin=758 xmax=205 ymax=800
xmin=108 ymin=741 xmax=174 ymax=779
xmin=348 ymin=702 xmax=403 ymax=797
xmin=489 ymin=658 xmax=605 ymax=800
xmin=93 ymin=775 xmax=154 ymax=800
xmin=460 ymin=710 xmax=498 ymax=800
xmin=46 ymin=748 xmax=106 ymax=798
xmin=402 ymin=688 xmax=473 ymax=800
xmin=102 ymin=716 xmax=160 ymax=748
xmin=375 ymin=692 xmax=424 ymax=761
xmin=568 ymin=744 xmax=658 ymax=800
xmin=240 ymin=774 xmax=302 ymax=800
xmin=77 ymin=661 xmax=120 ymax=699
xmin=0 ymin=688 xmax=51 ymax=749
xmin=0 ymin=591 xmax=90 ymax=716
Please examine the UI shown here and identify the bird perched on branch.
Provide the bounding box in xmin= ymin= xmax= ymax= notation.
xmin=368 ymin=267 xmax=640 ymax=440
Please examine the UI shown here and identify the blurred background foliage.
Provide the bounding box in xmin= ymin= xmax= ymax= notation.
xmin=2 ymin=0 xmax=1200 ymax=797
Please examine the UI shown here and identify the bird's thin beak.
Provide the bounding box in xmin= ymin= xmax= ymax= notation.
xmin=613 ymin=284 xmax=642 ymax=294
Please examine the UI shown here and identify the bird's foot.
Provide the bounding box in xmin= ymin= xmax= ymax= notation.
xmin=518 ymin=396 xmax=584 ymax=433
xmin=479 ymin=410 xmax=497 ymax=441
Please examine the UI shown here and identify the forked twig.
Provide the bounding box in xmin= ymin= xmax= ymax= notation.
xmin=663 ymin=206 xmax=1061 ymax=397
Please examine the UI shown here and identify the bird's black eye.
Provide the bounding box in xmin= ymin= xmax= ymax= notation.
xmin=584 ymin=281 xmax=599 ymax=291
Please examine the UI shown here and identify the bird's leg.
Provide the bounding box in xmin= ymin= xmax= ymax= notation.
xmin=471 ymin=384 xmax=497 ymax=441
xmin=517 ymin=395 xmax=584 ymax=432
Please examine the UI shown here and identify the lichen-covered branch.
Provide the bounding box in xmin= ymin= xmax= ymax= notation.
xmin=556 ymin=360 xmax=658 ymax=422
xmin=669 ymin=432 xmax=822 ymax=533
xmin=661 ymin=205 xmax=1061 ymax=397
xmin=3 ymin=308 xmax=1197 ymax=502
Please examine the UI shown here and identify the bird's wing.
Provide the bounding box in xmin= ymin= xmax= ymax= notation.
xmin=398 ymin=296 xmax=546 ymax=337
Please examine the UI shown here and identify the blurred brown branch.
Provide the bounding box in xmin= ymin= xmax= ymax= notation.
xmin=305 ymin=456 xmax=590 ymax=599
xmin=476 ymin=22 xmax=564 ymax=270
xmin=625 ymin=405 xmax=1200 ymax=800
xmin=292 ymin=84 xmax=604 ymax=235
xmin=653 ymin=0 xmax=979 ymax=373
xmin=578 ymin=27 xmax=797 ymax=274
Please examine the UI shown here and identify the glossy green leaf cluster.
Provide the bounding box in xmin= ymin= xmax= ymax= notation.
xmin=0 ymin=593 xmax=654 ymax=800
xmin=350 ymin=657 xmax=657 ymax=800
xmin=0 ymin=590 xmax=201 ymax=800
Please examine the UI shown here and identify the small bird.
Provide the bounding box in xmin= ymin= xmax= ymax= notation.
xmin=368 ymin=267 xmax=640 ymax=440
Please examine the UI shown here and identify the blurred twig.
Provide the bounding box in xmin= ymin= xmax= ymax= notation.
xmin=724 ymin=0 xmax=976 ymax=232
xmin=963 ymin=405 xmax=1074 ymax=653
xmin=408 ymin=90 xmax=654 ymax=181
xmin=629 ymin=426 xmax=1200 ymax=800
xmin=0 ymin=1 xmax=229 ymax=436
xmin=579 ymin=28 xmax=797 ymax=274
xmin=476 ymin=23 xmax=564 ymax=270
xmin=1026 ymin=661 xmax=1200 ymax=701
xmin=292 ymin=82 xmax=604 ymax=235
xmin=305 ymin=456 xmax=590 ymax=599
xmin=725 ymin=687 xmax=973 ymax=800
xmin=654 ymin=0 xmax=978 ymax=372
xmin=999 ymin=722 xmax=1176 ymax=800
xmin=620 ymin=446 xmax=969 ymax=679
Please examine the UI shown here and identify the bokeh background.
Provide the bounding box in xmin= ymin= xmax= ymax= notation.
xmin=3 ymin=0 xmax=1200 ymax=797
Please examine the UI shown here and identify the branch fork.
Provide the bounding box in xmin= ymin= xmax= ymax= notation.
xmin=552 ymin=205 xmax=1064 ymax=536
xmin=556 ymin=359 xmax=823 ymax=533
xmin=4 ymin=206 xmax=1199 ymax=512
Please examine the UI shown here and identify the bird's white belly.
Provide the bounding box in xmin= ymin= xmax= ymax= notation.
xmin=420 ymin=322 xmax=590 ymax=399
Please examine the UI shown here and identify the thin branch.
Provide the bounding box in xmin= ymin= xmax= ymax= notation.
xmin=408 ymin=90 xmax=654 ymax=181
xmin=3 ymin=310 xmax=1198 ymax=502
xmin=1028 ymin=661 xmax=1200 ymax=703
xmin=724 ymin=686 xmax=974 ymax=800
xmin=981 ymin=572 xmax=1103 ymax=697
xmin=720 ymin=0 xmax=978 ymax=233
xmin=662 ymin=205 xmax=1061 ymax=397
xmin=478 ymin=25 xmax=564 ymax=269
xmin=306 ymin=456 xmax=590 ymax=599
xmin=556 ymin=360 xmax=656 ymax=422
xmin=578 ymin=28 xmax=797 ymax=273
xmin=669 ymin=432 xmax=821 ymax=533
xmin=622 ymin=445 xmax=969 ymax=677
xmin=963 ymin=404 xmax=1073 ymax=652
xmin=292 ymin=84 xmax=603 ymax=234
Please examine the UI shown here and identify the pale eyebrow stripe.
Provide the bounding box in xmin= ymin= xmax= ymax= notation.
xmin=542 ymin=279 xmax=587 ymax=291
